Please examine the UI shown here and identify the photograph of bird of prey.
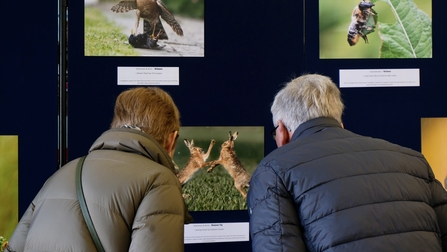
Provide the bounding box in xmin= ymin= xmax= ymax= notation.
xmin=84 ymin=0 xmax=204 ymax=56
xmin=111 ymin=0 xmax=183 ymax=41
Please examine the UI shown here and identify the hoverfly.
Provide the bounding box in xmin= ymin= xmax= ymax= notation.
xmin=347 ymin=0 xmax=378 ymax=46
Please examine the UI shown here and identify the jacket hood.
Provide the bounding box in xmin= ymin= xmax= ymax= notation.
xmin=89 ymin=127 xmax=177 ymax=174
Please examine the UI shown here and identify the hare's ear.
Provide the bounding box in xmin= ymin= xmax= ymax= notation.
xmin=184 ymin=139 xmax=191 ymax=147
xmin=232 ymin=131 xmax=238 ymax=141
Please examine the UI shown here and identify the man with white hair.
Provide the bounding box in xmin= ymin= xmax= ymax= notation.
xmin=247 ymin=74 xmax=447 ymax=252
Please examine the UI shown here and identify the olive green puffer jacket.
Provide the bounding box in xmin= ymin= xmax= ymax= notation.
xmin=7 ymin=128 xmax=191 ymax=252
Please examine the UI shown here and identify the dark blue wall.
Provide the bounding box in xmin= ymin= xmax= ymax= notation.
xmin=0 ymin=0 xmax=58 ymax=215
xmin=1 ymin=0 xmax=445 ymax=252
xmin=69 ymin=2 xmax=302 ymax=250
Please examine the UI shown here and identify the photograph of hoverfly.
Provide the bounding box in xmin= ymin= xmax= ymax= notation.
xmin=319 ymin=0 xmax=431 ymax=58
xmin=172 ymin=126 xmax=264 ymax=211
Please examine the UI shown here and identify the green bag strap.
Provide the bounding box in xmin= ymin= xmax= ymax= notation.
xmin=76 ymin=156 xmax=105 ymax=252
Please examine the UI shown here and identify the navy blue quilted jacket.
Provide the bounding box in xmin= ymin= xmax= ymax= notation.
xmin=248 ymin=117 xmax=447 ymax=252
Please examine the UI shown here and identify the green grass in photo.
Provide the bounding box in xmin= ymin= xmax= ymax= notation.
xmin=85 ymin=7 xmax=140 ymax=56
xmin=0 ymin=136 xmax=18 ymax=241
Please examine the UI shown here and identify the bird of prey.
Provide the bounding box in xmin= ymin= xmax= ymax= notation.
xmin=111 ymin=0 xmax=183 ymax=40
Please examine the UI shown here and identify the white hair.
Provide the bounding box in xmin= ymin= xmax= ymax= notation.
xmin=271 ymin=74 xmax=344 ymax=132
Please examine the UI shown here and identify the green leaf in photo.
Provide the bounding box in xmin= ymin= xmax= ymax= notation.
xmin=378 ymin=0 xmax=432 ymax=58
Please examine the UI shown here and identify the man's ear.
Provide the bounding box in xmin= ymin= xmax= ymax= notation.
xmin=165 ymin=131 xmax=178 ymax=157
xmin=276 ymin=120 xmax=291 ymax=147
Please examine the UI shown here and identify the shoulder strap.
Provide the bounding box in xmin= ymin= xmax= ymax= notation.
xmin=76 ymin=156 xmax=105 ymax=252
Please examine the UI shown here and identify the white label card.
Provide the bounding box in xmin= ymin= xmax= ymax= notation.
xmin=184 ymin=222 xmax=249 ymax=244
xmin=339 ymin=69 xmax=420 ymax=88
xmin=117 ymin=67 xmax=179 ymax=85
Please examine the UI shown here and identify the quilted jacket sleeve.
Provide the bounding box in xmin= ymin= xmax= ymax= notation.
xmin=431 ymin=179 xmax=447 ymax=251
xmin=6 ymin=202 xmax=35 ymax=252
xmin=247 ymin=162 xmax=307 ymax=252
xmin=129 ymin=170 xmax=186 ymax=252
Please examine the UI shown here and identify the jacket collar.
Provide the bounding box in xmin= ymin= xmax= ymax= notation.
xmin=88 ymin=128 xmax=177 ymax=174
xmin=291 ymin=117 xmax=342 ymax=141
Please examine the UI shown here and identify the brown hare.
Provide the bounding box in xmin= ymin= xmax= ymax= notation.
xmin=177 ymin=139 xmax=215 ymax=185
xmin=206 ymin=131 xmax=251 ymax=198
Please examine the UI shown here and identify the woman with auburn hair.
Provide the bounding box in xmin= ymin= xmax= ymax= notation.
xmin=7 ymin=87 xmax=191 ymax=252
